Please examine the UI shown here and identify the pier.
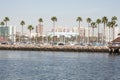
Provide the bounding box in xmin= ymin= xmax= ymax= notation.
xmin=108 ymin=37 xmax=120 ymax=54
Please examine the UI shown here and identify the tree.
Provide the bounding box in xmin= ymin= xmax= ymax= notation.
xmin=0 ymin=21 xmax=5 ymax=26
xmin=0 ymin=21 xmax=5 ymax=39
xmin=102 ymin=16 xmax=108 ymax=43
xmin=87 ymin=18 xmax=92 ymax=44
xmin=107 ymin=22 xmax=112 ymax=42
xmin=38 ymin=18 xmax=43 ymax=42
xmin=112 ymin=16 xmax=117 ymax=21
xmin=20 ymin=20 xmax=25 ymax=42
xmin=76 ymin=17 xmax=82 ymax=28
xmin=3 ymin=17 xmax=10 ymax=41
xmin=28 ymin=25 xmax=34 ymax=42
xmin=91 ymin=22 xmax=97 ymax=42
xmin=96 ymin=19 xmax=101 ymax=43
xmin=20 ymin=20 xmax=25 ymax=36
xmin=51 ymin=16 xmax=57 ymax=42
xmin=3 ymin=17 xmax=10 ymax=26
xmin=111 ymin=16 xmax=117 ymax=40
xmin=76 ymin=17 xmax=82 ymax=43
xmin=51 ymin=16 xmax=57 ymax=31
xmin=38 ymin=18 xmax=43 ymax=25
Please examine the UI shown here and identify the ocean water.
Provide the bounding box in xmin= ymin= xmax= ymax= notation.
xmin=0 ymin=50 xmax=120 ymax=80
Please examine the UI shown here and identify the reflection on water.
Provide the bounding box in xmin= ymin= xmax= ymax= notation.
xmin=0 ymin=50 xmax=120 ymax=80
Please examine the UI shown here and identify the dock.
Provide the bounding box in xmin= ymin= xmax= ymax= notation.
xmin=108 ymin=37 xmax=120 ymax=54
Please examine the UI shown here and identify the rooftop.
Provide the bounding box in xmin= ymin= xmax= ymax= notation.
xmin=112 ymin=37 xmax=120 ymax=43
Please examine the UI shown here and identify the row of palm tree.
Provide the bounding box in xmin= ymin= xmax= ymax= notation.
xmin=0 ymin=17 xmax=10 ymax=41
xmin=0 ymin=16 xmax=118 ymax=44
xmin=76 ymin=16 xmax=118 ymax=44
xmin=0 ymin=17 xmax=10 ymax=26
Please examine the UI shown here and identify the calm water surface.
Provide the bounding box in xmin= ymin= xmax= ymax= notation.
xmin=0 ymin=50 xmax=120 ymax=80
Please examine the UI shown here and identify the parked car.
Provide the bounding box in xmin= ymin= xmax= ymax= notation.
xmin=1 ymin=41 xmax=9 ymax=45
xmin=57 ymin=42 xmax=65 ymax=45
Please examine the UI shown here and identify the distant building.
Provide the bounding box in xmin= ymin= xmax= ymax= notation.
xmin=49 ymin=26 xmax=89 ymax=37
xmin=36 ymin=24 xmax=43 ymax=36
xmin=0 ymin=26 xmax=16 ymax=42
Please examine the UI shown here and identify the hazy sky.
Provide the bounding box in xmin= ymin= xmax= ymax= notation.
xmin=0 ymin=0 xmax=120 ymax=33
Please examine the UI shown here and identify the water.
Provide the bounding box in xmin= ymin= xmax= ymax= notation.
xmin=0 ymin=51 xmax=120 ymax=80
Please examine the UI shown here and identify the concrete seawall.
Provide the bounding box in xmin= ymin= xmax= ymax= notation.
xmin=0 ymin=45 xmax=109 ymax=52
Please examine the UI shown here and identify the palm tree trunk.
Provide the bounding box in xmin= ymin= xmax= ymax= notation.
xmin=22 ymin=26 xmax=23 ymax=36
xmin=113 ymin=27 xmax=115 ymax=40
xmin=103 ymin=24 xmax=105 ymax=44
xmin=98 ymin=24 xmax=99 ymax=43
xmin=5 ymin=22 xmax=7 ymax=27
xmin=103 ymin=24 xmax=106 ymax=44
xmin=53 ymin=21 xmax=55 ymax=42
xmin=92 ymin=27 xmax=94 ymax=43
xmin=88 ymin=23 xmax=89 ymax=44
xmin=78 ymin=21 xmax=80 ymax=43
xmin=30 ymin=30 xmax=31 ymax=43
xmin=92 ymin=28 xmax=94 ymax=37
xmin=39 ymin=22 xmax=43 ymax=43
xmin=22 ymin=25 xmax=23 ymax=42
xmin=109 ymin=27 xmax=110 ymax=42
xmin=84 ymin=29 xmax=85 ymax=43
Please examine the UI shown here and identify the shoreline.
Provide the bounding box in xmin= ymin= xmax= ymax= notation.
xmin=0 ymin=45 xmax=109 ymax=52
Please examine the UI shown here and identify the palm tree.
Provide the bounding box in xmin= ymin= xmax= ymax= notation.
xmin=3 ymin=17 xmax=10 ymax=41
xmin=91 ymin=22 xmax=97 ymax=43
xmin=28 ymin=25 xmax=34 ymax=42
xmin=0 ymin=21 xmax=5 ymax=39
xmin=38 ymin=18 xmax=43 ymax=25
xmin=111 ymin=16 xmax=117 ymax=40
xmin=51 ymin=16 xmax=57 ymax=42
xmin=107 ymin=22 xmax=112 ymax=42
xmin=20 ymin=20 xmax=25 ymax=42
xmin=96 ymin=19 xmax=101 ymax=43
xmin=76 ymin=17 xmax=82 ymax=43
xmin=20 ymin=20 xmax=25 ymax=35
xmin=102 ymin=16 xmax=108 ymax=43
xmin=112 ymin=16 xmax=117 ymax=21
xmin=76 ymin=17 xmax=82 ymax=28
xmin=38 ymin=18 xmax=43 ymax=42
xmin=0 ymin=21 xmax=5 ymax=26
xmin=87 ymin=18 xmax=92 ymax=43
xmin=3 ymin=17 xmax=10 ymax=26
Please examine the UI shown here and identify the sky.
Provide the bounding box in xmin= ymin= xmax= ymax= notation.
xmin=0 ymin=0 xmax=120 ymax=34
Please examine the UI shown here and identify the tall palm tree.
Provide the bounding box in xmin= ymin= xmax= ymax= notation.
xmin=3 ymin=17 xmax=10 ymax=41
xmin=28 ymin=25 xmax=34 ymax=42
xmin=20 ymin=20 xmax=25 ymax=42
xmin=86 ymin=18 xmax=92 ymax=44
xmin=102 ymin=16 xmax=108 ymax=44
xmin=111 ymin=16 xmax=117 ymax=40
xmin=51 ymin=16 xmax=57 ymax=42
xmin=20 ymin=21 xmax=25 ymax=35
xmin=3 ymin=17 xmax=10 ymax=26
xmin=38 ymin=18 xmax=43 ymax=42
xmin=76 ymin=17 xmax=82 ymax=43
xmin=107 ymin=22 xmax=112 ymax=42
xmin=76 ymin=17 xmax=82 ymax=28
xmin=0 ymin=21 xmax=5 ymax=39
xmin=96 ymin=19 xmax=101 ymax=43
xmin=91 ymin=22 xmax=97 ymax=43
